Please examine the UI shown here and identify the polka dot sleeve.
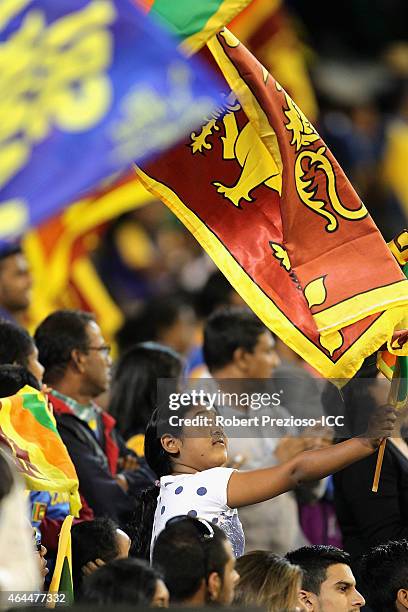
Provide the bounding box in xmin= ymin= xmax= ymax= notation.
xmin=195 ymin=467 xmax=235 ymax=509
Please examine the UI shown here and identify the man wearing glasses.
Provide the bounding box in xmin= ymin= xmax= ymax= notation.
xmin=35 ymin=310 xmax=148 ymax=529
xmin=152 ymin=515 xmax=239 ymax=607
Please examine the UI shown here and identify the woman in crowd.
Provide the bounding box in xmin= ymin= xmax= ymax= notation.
xmin=130 ymin=397 xmax=396 ymax=559
xmin=234 ymin=550 xmax=305 ymax=612
xmin=108 ymin=342 xmax=183 ymax=455
xmin=81 ymin=558 xmax=169 ymax=607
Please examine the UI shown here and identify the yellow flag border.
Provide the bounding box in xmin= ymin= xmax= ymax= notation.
xmin=136 ymin=166 xmax=406 ymax=381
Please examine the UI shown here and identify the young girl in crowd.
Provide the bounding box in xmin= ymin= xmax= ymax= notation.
xmin=131 ymin=399 xmax=396 ymax=559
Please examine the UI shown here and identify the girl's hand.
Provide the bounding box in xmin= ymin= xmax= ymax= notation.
xmin=360 ymin=404 xmax=397 ymax=450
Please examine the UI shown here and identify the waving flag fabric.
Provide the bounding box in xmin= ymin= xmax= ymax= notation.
xmin=0 ymin=386 xmax=81 ymax=515
xmin=137 ymin=29 xmax=408 ymax=379
xmin=229 ymin=0 xmax=318 ymax=121
xmin=0 ymin=0 xmax=221 ymax=245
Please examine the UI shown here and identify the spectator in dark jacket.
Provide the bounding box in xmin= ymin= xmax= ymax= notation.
xmin=323 ymin=356 xmax=408 ymax=561
xmin=35 ymin=310 xmax=152 ymax=529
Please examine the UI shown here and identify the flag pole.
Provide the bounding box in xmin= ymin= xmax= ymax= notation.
xmin=372 ymin=439 xmax=387 ymax=493
xmin=372 ymin=355 xmax=405 ymax=492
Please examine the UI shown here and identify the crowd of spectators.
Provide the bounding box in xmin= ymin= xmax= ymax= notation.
xmin=0 ymin=241 xmax=407 ymax=612
xmin=0 ymin=2 xmax=407 ymax=606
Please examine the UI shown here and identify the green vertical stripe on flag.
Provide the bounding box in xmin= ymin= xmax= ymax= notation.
xmin=59 ymin=557 xmax=74 ymax=605
xmin=22 ymin=392 xmax=57 ymax=432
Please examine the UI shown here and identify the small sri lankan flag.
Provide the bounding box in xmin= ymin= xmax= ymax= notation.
xmin=48 ymin=515 xmax=74 ymax=606
xmin=0 ymin=386 xmax=81 ymax=516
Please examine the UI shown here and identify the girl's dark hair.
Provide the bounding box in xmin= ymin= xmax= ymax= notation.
xmin=108 ymin=342 xmax=183 ymax=439
xmin=81 ymin=558 xmax=163 ymax=606
xmin=128 ymin=400 xmax=195 ymax=559
xmin=0 ymin=364 xmax=41 ymax=397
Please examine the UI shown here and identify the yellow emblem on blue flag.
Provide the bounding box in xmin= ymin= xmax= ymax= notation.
xmin=0 ymin=0 xmax=221 ymax=244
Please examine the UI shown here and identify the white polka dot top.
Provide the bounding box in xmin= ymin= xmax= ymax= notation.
xmin=150 ymin=467 xmax=245 ymax=558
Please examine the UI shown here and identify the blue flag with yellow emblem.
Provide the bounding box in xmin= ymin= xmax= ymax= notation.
xmin=0 ymin=0 xmax=221 ymax=243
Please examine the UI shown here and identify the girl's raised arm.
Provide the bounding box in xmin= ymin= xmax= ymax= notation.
xmin=227 ymin=404 xmax=396 ymax=508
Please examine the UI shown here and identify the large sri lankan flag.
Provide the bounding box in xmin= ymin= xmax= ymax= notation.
xmin=0 ymin=386 xmax=81 ymax=515
xmin=137 ymin=29 xmax=408 ymax=379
